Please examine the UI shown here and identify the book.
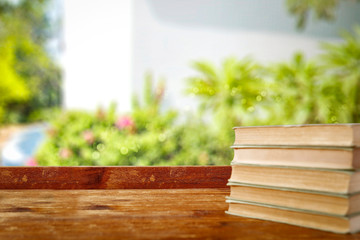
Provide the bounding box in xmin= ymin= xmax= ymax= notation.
xmin=229 ymin=164 xmax=360 ymax=194
xmin=226 ymin=199 xmax=360 ymax=234
xmin=227 ymin=183 xmax=360 ymax=216
xmin=231 ymin=146 xmax=360 ymax=170
xmin=233 ymin=124 xmax=360 ymax=147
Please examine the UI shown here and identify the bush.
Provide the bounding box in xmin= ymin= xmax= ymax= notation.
xmin=185 ymin=27 xmax=360 ymax=153
xmin=0 ymin=0 xmax=61 ymax=124
xmin=36 ymin=76 xmax=228 ymax=166
xmin=36 ymin=27 xmax=360 ymax=166
xmin=0 ymin=38 xmax=30 ymax=122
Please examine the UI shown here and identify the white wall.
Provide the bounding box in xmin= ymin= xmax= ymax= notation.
xmin=62 ymin=0 xmax=360 ymax=112
xmin=63 ymin=0 xmax=132 ymax=112
xmin=133 ymin=0 xmax=360 ymax=111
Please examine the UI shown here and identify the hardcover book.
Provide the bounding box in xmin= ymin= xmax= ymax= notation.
xmin=231 ymin=146 xmax=360 ymax=170
xmin=227 ymin=182 xmax=360 ymax=216
xmin=229 ymin=164 xmax=360 ymax=194
xmin=233 ymin=124 xmax=360 ymax=147
xmin=226 ymin=199 xmax=360 ymax=234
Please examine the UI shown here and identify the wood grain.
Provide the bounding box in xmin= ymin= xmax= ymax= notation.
xmin=1 ymin=188 xmax=359 ymax=240
xmin=0 ymin=166 xmax=230 ymax=189
xmin=1 ymin=166 xmax=359 ymax=239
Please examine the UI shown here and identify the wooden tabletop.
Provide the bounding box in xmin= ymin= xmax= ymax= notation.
xmin=0 ymin=166 xmax=360 ymax=239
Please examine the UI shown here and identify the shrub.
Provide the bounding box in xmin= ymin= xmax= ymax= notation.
xmin=0 ymin=38 xmax=30 ymax=122
xmin=36 ymin=27 xmax=360 ymax=166
xmin=36 ymin=76 xmax=228 ymax=166
xmin=0 ymin=0 xmax=61 ymax=124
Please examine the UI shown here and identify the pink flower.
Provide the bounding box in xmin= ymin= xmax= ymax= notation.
xmin=26 ymin=157 xmax=38 ymax=166
xmin=59 ymin=148 xmax=73 ymax=159
xmin=82 ymin=130 xmax=95 ymax=145
xmin=115 ymin=116 xmax=135 ymax=130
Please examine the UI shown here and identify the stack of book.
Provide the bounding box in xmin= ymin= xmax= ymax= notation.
xmin=226 ymin=124 xmax=360 ymax=233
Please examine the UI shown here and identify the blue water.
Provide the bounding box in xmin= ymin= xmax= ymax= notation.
xmin=18 ymin=128 xmax=45 ymax=156
xmin=1 ymin=124 xmax=47 ymax=166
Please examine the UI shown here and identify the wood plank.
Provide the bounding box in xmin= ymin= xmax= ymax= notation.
xmin=0 ymin=166 xmax=231 ymax=189
xmin=0 ymin=188 xmax=359 ymax=240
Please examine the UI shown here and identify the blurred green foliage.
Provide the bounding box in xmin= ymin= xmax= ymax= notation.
xmin=36 ymin=28 xmax=360 ymax=166
xmin=185 ymin=27 xmax=360 ymax=160
xmin=286 ymin=0 xmax=360 ymax=30
xmin=0 ymin=37 xmax=30 ymax=122
xmin=267 ymin=53 xmax=323 ymax=124
xmin=36 ymin=27 xmax=360 ymax=166
xmin=186 ymin=58 xmax=267 ymax=158
xmin=319 ymin=27 xmax=360 ymax=122
xmin=36 ymin=76 xmax=229 ymax=166
xmin=0 ymin=0 xmax=61 ymax=123
xmin=286 ymin=0 xmax=340 ymax=29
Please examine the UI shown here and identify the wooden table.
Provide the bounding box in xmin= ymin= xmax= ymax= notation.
xmin=0 ymin=166 xmax=359 ymax=239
